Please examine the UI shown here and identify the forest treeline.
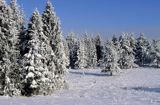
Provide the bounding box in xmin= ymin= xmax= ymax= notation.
xmin=65 ymin=32 xmax=160 ymax=71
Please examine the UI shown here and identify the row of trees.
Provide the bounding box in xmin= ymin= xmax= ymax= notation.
xmin=64 ymin=32 xmax=160 ymax=72
xmin=0 ymin=0 xmax=66 ymax=96
xmin=65 ymin=33 xmax=97 ymax=69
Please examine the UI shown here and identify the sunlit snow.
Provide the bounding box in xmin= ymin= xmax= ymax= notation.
xmin=1 ymin=68 xmax=160 ymax=105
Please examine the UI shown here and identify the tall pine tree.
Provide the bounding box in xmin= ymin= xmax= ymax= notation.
xmin=0 ymin=0 xmax=22 ymax=96
xmin=83 ymin=33 xmax=97 ymax=68
xmin=20 ymin=10 xmax=58 ymax=96
xmin=66 ymin=32 xmax=78 ymax=69
xmin=95 ymin=35 xmax=104 ymax=66
xmin=135 ymin=33 xmax=151 ymax=66
xmin=118 ymin=33 xmax=136 ymax=69
xmin=42 ymin=1 xmax=66 ymax=89
xmin=102 ymin=41 xmax=120 ymax=73
xmin=75 ymin=39 xmax=87 ymax=69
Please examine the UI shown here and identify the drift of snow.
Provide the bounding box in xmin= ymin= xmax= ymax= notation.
xmin=0 ymin=68 xmax=160 ymax=105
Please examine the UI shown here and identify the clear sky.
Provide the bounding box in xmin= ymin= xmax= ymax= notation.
xmin=6 ymin=0 xmax=160 ymax=39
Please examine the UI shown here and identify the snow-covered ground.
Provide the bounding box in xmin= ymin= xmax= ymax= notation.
xmin=0 ymin=68 xmax=160 ymax=105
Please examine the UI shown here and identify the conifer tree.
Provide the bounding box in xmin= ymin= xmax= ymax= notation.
xmin=118 ymin=33 xmax=136 ymax=69
xmin=111 ymin=35 xmax=121 ymax=66
xmin=42 ymin=1 xmax=66 ymax=76
xmin=95 ymin=35 xmax=104 ymax=66
xmin=63 ymin=39 xmax=70 ymax=68
xmin=75 ymin=39 xmax=87 ymax=69
xmin=89 ymin=37 xmax=97 ymax=67
xmin=83 ymin=33 xmax=97 ymax=68
xmin=10 ymin=0 xmax=24 ymax=30
xmin=150 ymin=40 xmax=160 ymax=67
xmin=0 ymin=0 xmax=22 ymax=96
xmin=102 ymin=41 xmax=120 ymax=73
xmin=20 ymin=10 xmax=58 ymax=96
xmin=9 ymin=0 xmax=25 ymax=90
xmin=10 ymin=0 xmax=25 ymax=56
xmin=135 ymin=33 xmax=151 ymax=66
xmin=66 ymin=32 xmax=79 ymax=69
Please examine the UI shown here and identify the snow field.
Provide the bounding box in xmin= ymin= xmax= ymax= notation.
xmin=0 ymin=68 xmax=160 ymax=105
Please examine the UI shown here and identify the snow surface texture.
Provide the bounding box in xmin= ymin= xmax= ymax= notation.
xmin=0 ymin=68 xmax=160 ymax=105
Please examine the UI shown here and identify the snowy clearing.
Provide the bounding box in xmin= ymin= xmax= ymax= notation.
xmin=0 ymin=68 xmax=160 ymax=105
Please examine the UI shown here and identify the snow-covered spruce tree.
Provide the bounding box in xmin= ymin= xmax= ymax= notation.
xmin=42 ymin=1 xmax=67 ymax=77
xmin=135 ymin=33 xmax=151 ymax=66
xmin=111 ymin=35 xmax=121 ymax=64
xmin=83 ymin=33 xmax=97 ymax=68
xmin=90 ymin=37 xmax=98 ymax=68
xmin=63 ymin=39 xmax=70 ymax=68
xmin=66 ymin=32 xmax=79 ymax=69
xmin=9 ymin=0 xmax=25 ymax=86
xmin=118 ymin=33 xmax=137 ymax=69
xmin=75 ymin=39 xmax=88 ymax=69
xmin=128 ymin=34 xmax=137 ymax=52
xmin=102 ymin=40 xmax=120 ymax=73
xmin=94 ymin=34 xmax=104 ymax=66
xmin=10 ymin=0 xmax=24 ymax=31
xmin=150 ymin=40 xmax=160 ymax=68
xmin=10 ymin=0 xmax=26 ymax=56
xmin=20 ymin=10 xmax=58 ymax=96
xmin=0 ymin=0 xmax=23 ymax=96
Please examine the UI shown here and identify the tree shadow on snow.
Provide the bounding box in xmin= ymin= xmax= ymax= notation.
xmin=140 ymin=64 xmax=160 ymax=69
xmin=69 ymin=71 xmax=111 ymax=76
xmin=123 ymin=87 xmax=160 ymax=93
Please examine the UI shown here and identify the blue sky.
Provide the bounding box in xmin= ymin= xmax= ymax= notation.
xmin=6 ymin=0 xmax=160 ymax=39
